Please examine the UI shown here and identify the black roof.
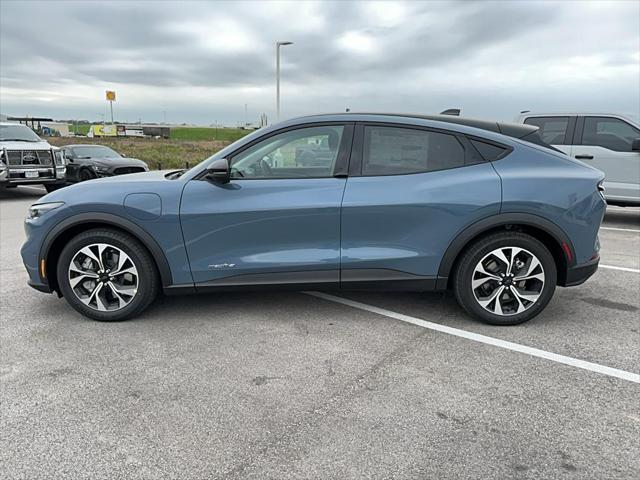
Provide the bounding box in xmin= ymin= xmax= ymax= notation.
xmin=312 ymin=113 xmax=539 ymax=140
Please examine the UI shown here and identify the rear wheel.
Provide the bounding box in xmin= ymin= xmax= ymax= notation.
xmin=453 ymin=232 xmax=557 ymax=325
xmin=57 ymin=229 xmax=159 ymax=321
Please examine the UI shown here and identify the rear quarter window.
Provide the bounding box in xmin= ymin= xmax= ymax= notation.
xmin=469 ymin=139 xmax=509 ymax=161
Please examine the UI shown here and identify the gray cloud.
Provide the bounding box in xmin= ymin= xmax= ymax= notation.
xmin=1 ymin=0 xmax=638 ymax=124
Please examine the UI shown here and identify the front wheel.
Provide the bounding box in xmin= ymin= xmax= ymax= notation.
xmin=453 ymin=232 xmax=557 ymax=325
xmin=78 ymin=168 xmax=95 ymax=182
xmin=57 ymin=229 xmax=159 ymax=321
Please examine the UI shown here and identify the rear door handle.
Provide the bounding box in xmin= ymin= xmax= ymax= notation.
xmin=575 ymin=154 xmax=594 ymax=160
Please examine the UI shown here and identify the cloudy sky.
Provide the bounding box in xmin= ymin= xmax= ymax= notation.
xmin=1 ymin=0 xmax=638 ymax=125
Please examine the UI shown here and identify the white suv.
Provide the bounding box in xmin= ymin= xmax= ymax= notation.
xmin=0 ymin=122 xmax=67 ymax=192
xmin=516 ymin=113 xmax=640 ymax=206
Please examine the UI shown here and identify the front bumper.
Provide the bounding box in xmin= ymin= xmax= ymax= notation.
xmin=564 ymin=256 xmax=599 ymax=287
xmin=28 ymin=278 xmax=52 ymax=293
xmin=1 ymin=165 xmax=66 ymax=185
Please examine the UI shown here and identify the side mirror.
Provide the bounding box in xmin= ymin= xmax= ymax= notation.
xmin=632 ymin=138 xmax=640 ymax=151
xmin=206 ymin=158 xmax=231 ymax=184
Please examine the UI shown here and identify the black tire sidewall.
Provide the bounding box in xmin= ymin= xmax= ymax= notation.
xmin=454 ymin=233 xmax=557 ymax=325
xmin=79 ymin=169 xmax=94 ymax=182
xmin=57 ymin=230 xmax=157 ymax=321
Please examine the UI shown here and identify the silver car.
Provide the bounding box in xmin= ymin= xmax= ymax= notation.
xmin=516 ymin=113 xmax=640 ymax=206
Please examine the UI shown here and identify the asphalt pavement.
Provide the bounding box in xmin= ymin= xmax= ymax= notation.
xmin=1 ymin=186 xmax=638 ymax=479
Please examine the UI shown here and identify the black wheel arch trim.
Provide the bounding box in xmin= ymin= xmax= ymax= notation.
xmin=437 ymin=212 xmax=575 ymax=281
xmin=40 ymin=212 xmax=173 ymax=287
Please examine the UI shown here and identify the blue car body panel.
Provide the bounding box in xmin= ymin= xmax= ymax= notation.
xmin=20 ymin=113 xmax=606 ymax=297
xmin=341 ymin=162 xmax=501 ymax=278
xmin=180 ymin=177 xmax=346 ymax=284
xmin=493 ymin=141 xmax=606 ymax=264
xmin=23 ymin=171 xmax=195 ymax=286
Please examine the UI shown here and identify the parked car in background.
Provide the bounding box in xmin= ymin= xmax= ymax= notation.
xmin=61 ymin=145 xmax=149 ymax=183
xmin=516 ymin=113 xmax=640 ymax=206
xmin=22 ymin=113 xmax=606 ymax=325
xmin=0 ymin=123 xmax=67 ymax=192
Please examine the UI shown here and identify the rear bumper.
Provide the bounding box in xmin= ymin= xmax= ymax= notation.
xmin=564 ymin=256 xmax=599 ymax=287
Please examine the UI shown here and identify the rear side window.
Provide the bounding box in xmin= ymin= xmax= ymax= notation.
xmin=581 ymin=116 xmax=640 ymax=152
xmin=524 ymin=116 xmax=569 ymax=145
xmin=470 ymin=139 xmax=508 ymax=161
xmin=362 ymin=126 xmax=464 ymax=175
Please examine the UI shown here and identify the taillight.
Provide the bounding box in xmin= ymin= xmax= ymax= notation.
xmin=597 ymin=180 xmax=606 ymax=200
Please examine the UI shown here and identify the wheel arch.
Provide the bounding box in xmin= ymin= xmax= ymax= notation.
xmin=41 ymin=212 xmax=173 ymax=293
xmin=438 ymin=213 xmax=574 ymax=288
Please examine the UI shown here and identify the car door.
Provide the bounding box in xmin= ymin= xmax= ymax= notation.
xmin=340 ymin=123 xmax=502 ymax=288
xmin=571 ymin=116 xmax=640 ymax=202
xmin=180 ymin=123 xmax=353 ymax=287
xmin=61 ymin=146 xmax=79 ymax=181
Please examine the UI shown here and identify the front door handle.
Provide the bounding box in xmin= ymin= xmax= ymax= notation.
xmin=575 ymin=154 xmax=594 ymax=160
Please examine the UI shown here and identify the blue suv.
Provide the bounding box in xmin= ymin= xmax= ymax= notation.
xmin=21 ymin=114 xmax=606 ymax=325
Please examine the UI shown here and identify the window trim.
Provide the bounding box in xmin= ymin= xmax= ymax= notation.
xmin=196 ymin=122 xmax=354 ymax=181
xmin=576 ymin=115 xmax=640 ymax=152
xmin=350 ymin=121 xmax=485 ymax=178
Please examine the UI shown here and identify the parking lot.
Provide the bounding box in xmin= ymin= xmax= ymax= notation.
xmin=1 ymin=186 xmax=638 ymax=479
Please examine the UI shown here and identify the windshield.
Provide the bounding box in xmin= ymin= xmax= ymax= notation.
xmin=0 ymin=124 xmax=42 ymax=142
xmin=71 ymin=146 xmax=120 ymax=158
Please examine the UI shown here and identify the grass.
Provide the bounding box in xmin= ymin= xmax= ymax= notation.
xmin=53 ymin=126 xmax=251 ymax=169
xmin=68 ymin=124 xmax=91 ymax=136
xmin=47 ymin=137 xmax=229 ymax=170
xmin=170 ymin=126 xmax=249 ymax=142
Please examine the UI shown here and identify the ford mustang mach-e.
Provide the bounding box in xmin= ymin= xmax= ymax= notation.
xmin=21 ymin=114 xmax=606 ymax=325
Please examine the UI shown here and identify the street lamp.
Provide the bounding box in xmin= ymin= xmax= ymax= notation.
xmin=276 ymin=41 xmax=293 ymax=121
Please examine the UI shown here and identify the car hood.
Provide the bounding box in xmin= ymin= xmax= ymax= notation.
xmin=0 ymin=140 xmax=56 ymax=150
xmin=90 ymin=157 xmax=148 ymax=168
xmin=38 ymin=169 xmax=179 ymax=205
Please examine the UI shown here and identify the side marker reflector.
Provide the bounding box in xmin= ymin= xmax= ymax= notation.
xmin=561 ymin=242 xmax=573 ymax=263
xmin=40 ymin=259 xmax=46 ymax=278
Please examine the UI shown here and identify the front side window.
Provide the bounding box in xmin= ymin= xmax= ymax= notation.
xmin=581 ymin=117 xmax=640 ymax=152
xmin=362 ymin=126 xmax=464 ymax=176
xmin=230 ymin=125 xmax=344 ymax=179
xmin=523 ymin=116 xmax=569 ymax=145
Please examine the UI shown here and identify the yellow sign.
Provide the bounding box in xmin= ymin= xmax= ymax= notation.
xmin=106 ymin=90 xmax=116 ymax=101
xmin=89 ymin=124 xmax=117 ymax=137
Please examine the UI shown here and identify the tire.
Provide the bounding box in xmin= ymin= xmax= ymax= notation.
xmin=453 ymin=232 xmax=557 ymax=325
xmin=57 ymin=229 xmax=159 ymax=321
xmin=78 ymin=169 xmax=95 ymax=182
xmin=44 ymin=184 xmax=64 ymax=193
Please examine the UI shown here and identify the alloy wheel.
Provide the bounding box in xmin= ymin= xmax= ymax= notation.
xmin=471 ymin=246 xmax=545 ymax=316
xmin=68 ymin=243 xmax=139 ymax=312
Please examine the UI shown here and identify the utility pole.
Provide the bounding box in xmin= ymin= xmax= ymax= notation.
xmin=276 ymin=41 xmax=293 ymax=121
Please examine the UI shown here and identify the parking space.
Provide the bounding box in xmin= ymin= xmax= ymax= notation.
xmin=1 ymin=189 xmax=639 ymax=479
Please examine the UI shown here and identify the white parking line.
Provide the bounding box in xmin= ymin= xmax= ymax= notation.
xmin=601 ymin=227 xmax=640 ymax=233
xmin=600 ymin=264 xmax=640 ymax=273
xmin=306 ymin=292 xmax=640 ymax=384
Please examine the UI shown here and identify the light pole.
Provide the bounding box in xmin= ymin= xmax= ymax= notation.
xmin=276 ymin=41 xmax=293 ymax=121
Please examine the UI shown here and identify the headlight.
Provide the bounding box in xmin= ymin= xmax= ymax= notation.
xmin=54 ymin=150 xmax=65 ymax=166
xmin=28 ymin=202 xmax=65 ymax=219
xmin=92 ymin=165 xmax=110 ymax=173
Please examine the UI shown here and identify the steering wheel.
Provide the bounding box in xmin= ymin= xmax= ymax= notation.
xmin=259 ymin=159 xmax=272 ymax=176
